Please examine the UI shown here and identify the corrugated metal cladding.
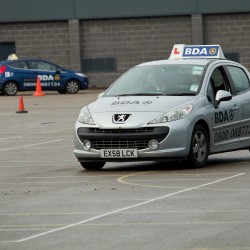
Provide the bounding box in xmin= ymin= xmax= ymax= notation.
xmin=1 ymin=0 xmax=250 ymax=88
xmin=0 ymin=0 xmax=250 ymax=22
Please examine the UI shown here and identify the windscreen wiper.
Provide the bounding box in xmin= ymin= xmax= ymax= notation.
xmin=165 ymin=93 xmax=196 ymax=96
xmin=116 ymin=92 xmax=163 ymax=96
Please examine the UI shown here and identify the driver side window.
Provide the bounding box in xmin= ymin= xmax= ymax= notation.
xmin=207 ymin=79 xmax=215 ymax=102
xmin=207 ymin=66 xmax=231 ymax=102
xmin=227 ymin=66 xmax=250 ymax=94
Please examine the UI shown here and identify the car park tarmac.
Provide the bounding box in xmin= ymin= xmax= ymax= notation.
xmin=1 ymin=90 xmax=250 ymax=250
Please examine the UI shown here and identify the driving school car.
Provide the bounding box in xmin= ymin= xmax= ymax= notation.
xmin=0 ymin=58 xmax=88 ymax=95
xmin=74 ymin=44 xmax=250 ymax=170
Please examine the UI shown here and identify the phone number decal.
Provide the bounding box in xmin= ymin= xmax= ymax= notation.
xmin=24 ymin=82 xmax=60 ymax=87
xmin=214 ymin=125 xmax=250 ymax=143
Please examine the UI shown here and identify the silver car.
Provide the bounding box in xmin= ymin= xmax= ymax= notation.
xmin=74 ymin=45 xmax=250 ymax=170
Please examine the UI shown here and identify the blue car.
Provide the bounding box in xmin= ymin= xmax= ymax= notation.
xmin=0 ymin=58 xmax=88 ymax=95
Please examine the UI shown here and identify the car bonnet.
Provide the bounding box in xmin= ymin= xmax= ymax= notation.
xmin=87 ymin=95 xmax=198 ymax=128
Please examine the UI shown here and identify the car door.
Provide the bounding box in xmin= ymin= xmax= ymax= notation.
xmin=26 ymin=60 xmax=61 ymax=90
xmin=206 ymin=66 xmax=241 ymax=152
xmin=7 ymin=60 xmax=35 ymax=91
xmin=226 ymin=65 xmax=250 ymax=147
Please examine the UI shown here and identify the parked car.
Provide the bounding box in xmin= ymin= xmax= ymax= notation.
xmin=0 ymin=57 xmax=88 ymax=95
xmin=74 ymin=44 xmax=250 ymax=170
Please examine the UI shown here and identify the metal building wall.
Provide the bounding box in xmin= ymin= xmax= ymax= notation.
xmin=0 ymin=0 xmax=250 ymax=22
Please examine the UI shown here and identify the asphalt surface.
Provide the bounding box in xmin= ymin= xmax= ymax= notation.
xmin=0 ymin=90 xmax=250 ymax=250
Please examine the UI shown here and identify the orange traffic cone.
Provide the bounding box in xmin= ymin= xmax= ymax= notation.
xmin=33 ymin=77 xmax=45 ymax=96
xmin=16 ymin=96 xmax=28 ymax=113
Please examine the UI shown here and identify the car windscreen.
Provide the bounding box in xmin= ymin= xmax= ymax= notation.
xmin=104 ymin=64 xmax=205 ymax=96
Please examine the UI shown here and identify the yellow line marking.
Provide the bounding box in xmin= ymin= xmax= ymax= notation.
xmin=117 ymin=171 xmax=245 ymax=190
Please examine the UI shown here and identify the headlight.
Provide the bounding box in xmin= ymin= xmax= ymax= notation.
xmin=148 ymin=104 xmax=192 ymax=124
xmin=78 ymin=107 xmax=95 ymax=125
xmin=75 ymin=73 xmax=86 ymax=77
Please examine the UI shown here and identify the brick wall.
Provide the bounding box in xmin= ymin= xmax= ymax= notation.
xmin=80 ymin=16 xmax=192 ymax=88
xmin=204 ymin=13 xmax=250 ymax=69
xmin=2 ymin=13 xmax=250 ymax=89
xmin=0 ymin=21 xmax=71 ymax=69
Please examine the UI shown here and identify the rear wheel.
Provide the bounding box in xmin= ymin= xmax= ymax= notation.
xmin=187 ymin=124 xmax=209 ymax=168
xmin=66 ymin=80 xmax=79 ymax=94
xmin=3 ymin=81 xmax=18 ymax=96
xmin=80 ymin=162 xmax=106 ymax=170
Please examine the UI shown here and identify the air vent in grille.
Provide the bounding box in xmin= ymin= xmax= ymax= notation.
xmin=92 ymin=139 xmax=149 ymax=150
xmin=90 ymin=128 xmax=154 ymax=134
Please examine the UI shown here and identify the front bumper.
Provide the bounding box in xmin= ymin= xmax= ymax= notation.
xmin=74 ymin=118 xmax=193 ymax=162
xmin=77 ymin=127 xmax=169 ymax=150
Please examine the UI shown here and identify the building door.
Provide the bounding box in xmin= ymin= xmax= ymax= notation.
xmin=0 ymin=42 xmax=16 ymax=60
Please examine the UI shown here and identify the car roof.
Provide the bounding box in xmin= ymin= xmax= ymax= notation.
xmin=136 ymin=58 xmax=240 ymax=67
xmin=0 ymin=58 xmax=56 ymax=64
xmin=137 ymin=58 xmax=215 ymax=67
xmin=137 ymin=44 xmax=242 ymax=68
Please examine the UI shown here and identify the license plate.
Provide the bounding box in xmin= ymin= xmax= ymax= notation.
xmin=100 ymin=149 xmax=138 ymax=158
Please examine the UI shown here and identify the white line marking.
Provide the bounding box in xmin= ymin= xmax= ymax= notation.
xmin=1 ymin=172 xmax=244 ymax=243
xmin=0 ymin=139 xmax=63 ymax=152
xmin=0 ymin=128 xmax=71 ymax=141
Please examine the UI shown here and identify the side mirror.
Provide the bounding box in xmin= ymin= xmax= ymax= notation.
xmin=214 ymin=90 xmax=232 ymax=108
xmin=56 ymin=68 xmax=61 ymax=74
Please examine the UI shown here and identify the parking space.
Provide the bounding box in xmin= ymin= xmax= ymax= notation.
xmin=1 ymin=90 xmax=250 ymax=250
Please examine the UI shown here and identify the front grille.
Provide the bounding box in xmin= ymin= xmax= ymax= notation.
xmin=92 ymin=139 xmax=149 ymax=149
xmin=89 ymin=127 xmax=154 ymax=134
xmin=77 ymin=127 xmax=169 ymax=150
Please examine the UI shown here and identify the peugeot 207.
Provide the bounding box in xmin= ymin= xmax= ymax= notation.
xmin=74 ymin=44 xmax=250 ymax=170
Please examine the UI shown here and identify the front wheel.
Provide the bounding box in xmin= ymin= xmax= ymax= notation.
xmin=3 ymin=81 xmax=18 ymax=96
xmin=66 ymin=80 xmax=79 ymax=94
xmin=80 ymin=162 xmax=106 ymax=170
xmin=57 ymin=90 xmax=67 ymax=94
xmin=187 ymin=124 xmax=209 ymax=168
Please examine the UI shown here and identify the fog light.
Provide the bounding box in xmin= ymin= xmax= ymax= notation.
xmin=148 ymin=139 xmax=159 ymax=149
xmin=83 ymin=140 xmax=91 ymax=150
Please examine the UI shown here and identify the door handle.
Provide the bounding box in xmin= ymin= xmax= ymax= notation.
xmin=232 ymin=105 xmax=239 ymax=111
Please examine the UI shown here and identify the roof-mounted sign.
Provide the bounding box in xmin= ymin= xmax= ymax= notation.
xmin=7 ymin=54 xmax=18 ymax=60
xmin=169 ymin=44 xmax=225 ymax=59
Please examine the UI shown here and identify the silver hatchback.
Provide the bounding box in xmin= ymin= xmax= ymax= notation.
xmin=74 ymin=45 xmax=250 ymax=170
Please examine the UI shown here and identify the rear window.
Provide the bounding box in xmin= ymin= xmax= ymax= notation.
xmin=9 ymin=61 xmax=27 ymax=69
xmin=28 ymin=61 xmax=56 ymax=71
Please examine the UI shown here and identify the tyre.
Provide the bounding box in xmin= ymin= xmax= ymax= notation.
xmin=57 ymin=90 xmax=67 ymax=94
xmin=80 ymin=162 xmax=106 ymax=170
xmin=187 ymin=124 xmax=209 ymax=168
xmin=66 ymin=80 xmax=79 ymax=94
xmin=3 ymin=81 xmax=18 ymax=96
